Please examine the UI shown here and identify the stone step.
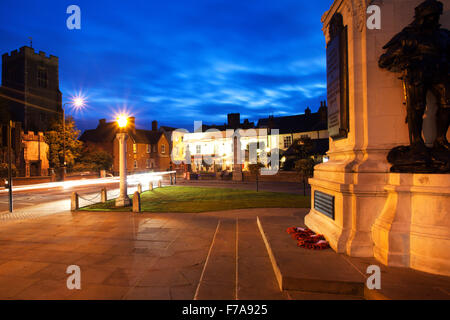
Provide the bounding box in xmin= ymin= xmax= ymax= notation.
xmin=194 ymin=219 xmax=237 ymax=300
xmin=236 ymin=218 xmax=288 ymax=300
xmin=257 ymin=216 xmax=366 ymax=297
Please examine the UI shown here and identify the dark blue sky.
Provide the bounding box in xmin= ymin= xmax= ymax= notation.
xmin=1 ymin=0 xmax=332 ymax=132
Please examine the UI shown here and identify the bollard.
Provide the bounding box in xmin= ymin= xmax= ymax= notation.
xmin=71 ymin=192 xmax=79 ymax=211
xmin=149 ymin=182 xmax=153 ymax=191
xmin=101 ymin=188 xmax=107 ymax=203
xmin=137 ymin=183 xmax=142 ymax=193
xmin=132 ymin=191 xmax=141 ymax=213
xmin=158 ymin=179 xmax=162 ymax=188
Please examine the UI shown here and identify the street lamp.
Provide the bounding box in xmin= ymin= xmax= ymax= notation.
xmin=61 ymin=96 xmax=86 ymax=180
xmin=115 ymin=114 xmax=131 ymax=207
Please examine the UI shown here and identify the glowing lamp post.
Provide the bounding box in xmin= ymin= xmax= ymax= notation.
xmin=61 ymin=96 xmax=86 ymax=180
xmin=115 ymin=115 xmax=131 ymax=207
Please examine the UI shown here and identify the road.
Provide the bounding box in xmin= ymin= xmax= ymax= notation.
xmin=0 ymin=176 xmax=169 ymax=220
xmin=0 ymin=178 xmax=115 ymax=219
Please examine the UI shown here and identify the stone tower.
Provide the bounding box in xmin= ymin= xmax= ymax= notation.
xmin=0 ymin=46 xmax=62 ymax=132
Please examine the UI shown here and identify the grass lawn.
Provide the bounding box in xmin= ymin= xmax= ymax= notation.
xmin=80 ymin=186 xmax=311 ymax=213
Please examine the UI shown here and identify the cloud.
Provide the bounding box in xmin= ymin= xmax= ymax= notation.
xmin=0 ymin=0 xmax=332 ymax=132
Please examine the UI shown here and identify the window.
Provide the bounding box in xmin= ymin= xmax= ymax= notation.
xmin=196 ymin=145 xmax=201 ymax=154
xmin=133 ymin=144 xmax=137 ymax=154
xmin=161 ymin=144 xmax=166 ymax=154
xmin=134 ymin=160 xmax=138 ymax=169
xmin=146 ymin=159 xmax=150 ymax=168
xmin=37 ymin=68 xmax=48 ymax=88
xmin=146 ymin=144 xmax=150 ymax=153
xmin=283 ymin=136 xmax=292 ymax=149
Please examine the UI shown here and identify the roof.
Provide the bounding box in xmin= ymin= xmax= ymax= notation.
xmin=79 ymin=121 xmax=163 ymax=145
xmin=132 ymin=129 xmax=163 ymax=144
xmin=257 ymin=112 xmax=327 ymax=134
xmin=79 ymin=122 xmax=117 ymax=143
xmin=160 ymin=126 xmax=177 ymax=132
xmin=202 ymin=121 xmax=255 ymax=132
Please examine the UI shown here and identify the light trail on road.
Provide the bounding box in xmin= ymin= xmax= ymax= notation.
xmin=0 ymin=177 xmax=120 ymax=194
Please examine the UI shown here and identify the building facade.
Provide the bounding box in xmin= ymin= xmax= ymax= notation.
xmin=0 ymin=46 xmax=62 ymax=133
xmin=171 ymin=102 xmax=329 ymax=173
xmin=80 ymin=118 xmax=172 ymax=175
xmin=0 ymin=121 xmax=50 ymax=177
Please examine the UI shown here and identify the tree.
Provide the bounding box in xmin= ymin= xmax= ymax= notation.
xmin=294 ymin=158 xmax=315 ymax=196
xmin=44 ymin=116 xmax=83 ymax=169
xmin=248 ymin=162 xmax=265 ymax=192
xmin=281 ymin=137 xmax=314 ymax=171
xmin=74 ymin=146 xmax=113 ymax=172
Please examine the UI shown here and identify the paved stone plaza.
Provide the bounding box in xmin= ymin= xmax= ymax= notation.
xmin=0 ymin=203 xmax=448 ymax=300
xmin=0 ymin=207 xmax=300 ymax=299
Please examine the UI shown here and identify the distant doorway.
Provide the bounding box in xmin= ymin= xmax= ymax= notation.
xmin=30 ymin=161 xmax=41 ymax=176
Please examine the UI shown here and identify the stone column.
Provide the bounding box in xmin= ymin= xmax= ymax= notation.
xmin=232 ymin=135 xmax=243 ymax=181
xmin=115 ymin=132 xmax=131 ymax=207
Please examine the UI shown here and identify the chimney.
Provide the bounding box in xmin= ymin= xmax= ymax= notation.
xmin=319 ymin=101 xmax=328 ymax=121
xmin=305 ymin=107 xmax=311 ymax=116
xmin=227 ymin=113 xmax=240 ymax=128
xmin=152 ymin=120 xmax=158 ymax=131
xmin=98 ymin=119 xmax=106 ymax=127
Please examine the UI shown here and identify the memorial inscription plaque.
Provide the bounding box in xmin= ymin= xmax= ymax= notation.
xmin=326 ymin=13 xmax=349 ymax=139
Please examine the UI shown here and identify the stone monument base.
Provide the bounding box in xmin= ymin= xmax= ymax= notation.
xmin=232 ymin=169 xmax=243 ymax=181
xmin=115 ymin=196 xmax=131 ymax=207
xmin=305 ymin=149 xmax=391 ymax=258
xmin=372 ymin=173 xmax=450 ymax=277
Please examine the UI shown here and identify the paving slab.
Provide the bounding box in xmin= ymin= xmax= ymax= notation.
xmin=343 ymin=255 xmax=450 ymax=300
xmin=257 ymin=216 xmax=366 ymax=297
xmin=194 ymin=219 xmax=237 ymax=300
xmin=237 ymin=218 xmax=288 ymax=300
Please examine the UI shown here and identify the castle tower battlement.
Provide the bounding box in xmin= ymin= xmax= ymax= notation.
xmin=0 ymin=46 xmax=62 ymax=132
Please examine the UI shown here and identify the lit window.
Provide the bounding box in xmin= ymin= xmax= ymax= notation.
xmin=283 ymin=136 xmax=292 ymax=149
xmin=196 ymin=145 xmax=201 ymax=154
xmin=146 ymin=144 xmax=150 ymax=153
xmin=161 ymin=144 xmax=166 ymax=154
xmin=133 ymin=144 xmax=137 ymax=154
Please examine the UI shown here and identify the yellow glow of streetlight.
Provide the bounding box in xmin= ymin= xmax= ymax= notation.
xmin=117 ymin=115 xmax=128 ymax=128
xmin=72 ymin=97 xmax=85 ymax=108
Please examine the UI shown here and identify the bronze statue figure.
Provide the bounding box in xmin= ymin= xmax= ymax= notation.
xmin=379 ymin=0 xmax=449 ymax=173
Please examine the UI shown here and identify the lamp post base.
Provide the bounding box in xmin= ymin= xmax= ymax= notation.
xmin=115 ymin=195 xmax=131 ymax=207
